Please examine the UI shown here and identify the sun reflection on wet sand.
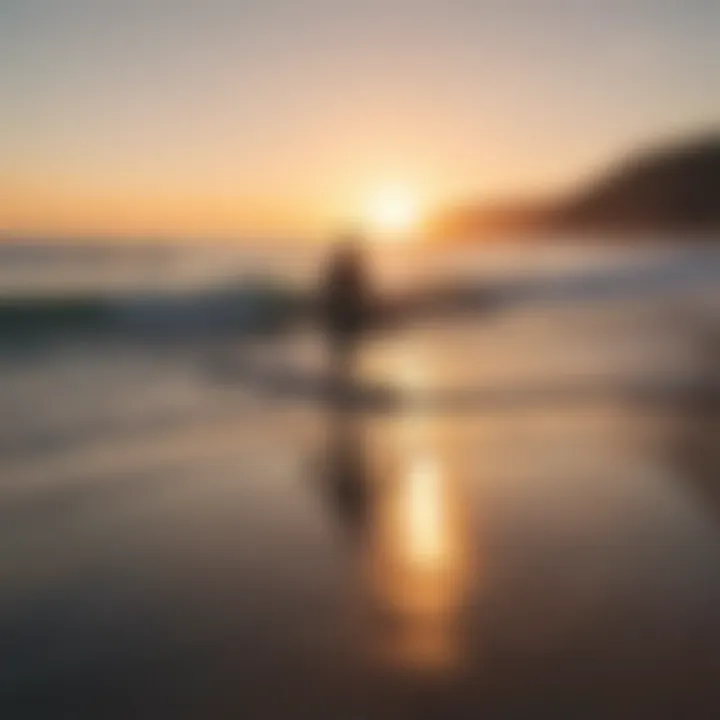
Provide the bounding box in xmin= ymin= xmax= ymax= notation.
xmin=406 ymin=456 xmax=446 ymax=567
xmin=360 ymin=346 xmax=472 ymax=674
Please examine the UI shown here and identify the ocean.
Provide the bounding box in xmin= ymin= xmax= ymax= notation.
xmin=0 ymin=238 xmax=718 ymax=718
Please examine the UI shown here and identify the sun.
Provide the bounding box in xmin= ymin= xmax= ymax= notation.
xmin=362 ymin=185 xmax=422 ymax=237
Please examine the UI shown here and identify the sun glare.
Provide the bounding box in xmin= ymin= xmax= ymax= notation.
xmin=362 ymin=186 xmax=422 ymax=237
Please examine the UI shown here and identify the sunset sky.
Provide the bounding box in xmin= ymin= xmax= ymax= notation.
xmin=1 ymin=0 xmax=718 ymax=239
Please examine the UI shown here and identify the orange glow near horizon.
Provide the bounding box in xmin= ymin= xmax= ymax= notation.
xmin=1 ymin=2 xmax=713 ymax=241
xmin=0 ymin=180 xmax=435 ymax=241
xmin=0 ymin=185 xmax=330 ymax=240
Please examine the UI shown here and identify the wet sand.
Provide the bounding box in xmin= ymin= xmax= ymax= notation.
xmin=0 ymin=246 xmax=719 ymax=718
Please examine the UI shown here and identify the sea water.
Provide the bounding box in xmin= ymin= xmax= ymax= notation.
xmin=0 ymin=239 xmax=718 ymax=718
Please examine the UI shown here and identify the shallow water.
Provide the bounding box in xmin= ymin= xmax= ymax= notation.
xmin=0 ymin=242 xmax=718 ymax=718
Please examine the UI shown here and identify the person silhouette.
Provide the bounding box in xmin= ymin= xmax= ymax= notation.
xmin=320 ymin=232 xmax=370 ymax=395
xmin=310 ymin=233 xmax=372 ymax=545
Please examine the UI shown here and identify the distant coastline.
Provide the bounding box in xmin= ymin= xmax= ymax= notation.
xmin=429 ymin=133 xmax=720 ymax=242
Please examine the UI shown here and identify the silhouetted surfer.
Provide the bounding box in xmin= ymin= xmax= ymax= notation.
xmin=321 ymin=233 xmax=370 ymax=396
xmin=310 ymin=234 xmax=372 ymax=547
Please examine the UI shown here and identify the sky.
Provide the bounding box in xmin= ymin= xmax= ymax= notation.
xmin=1 ymin=0 xmax=718 ymax=239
